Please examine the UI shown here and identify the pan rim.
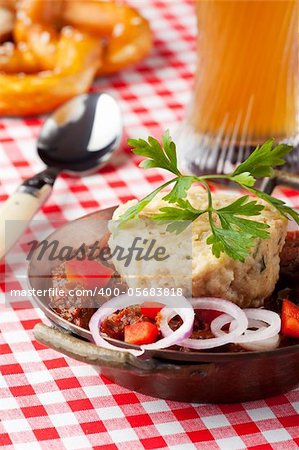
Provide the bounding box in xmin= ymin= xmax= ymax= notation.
xmin=27 ymin=206 xmax=299 ymax=364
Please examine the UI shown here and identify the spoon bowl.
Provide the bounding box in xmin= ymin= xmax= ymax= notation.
xmin=0 ymin=92 xmax=123 ymax=260
xmin=38 ymin=93 xmax=122 ymax=174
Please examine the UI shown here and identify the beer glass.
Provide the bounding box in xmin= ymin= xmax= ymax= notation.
xmin=178 ymin=0 xmax=299 ymax=174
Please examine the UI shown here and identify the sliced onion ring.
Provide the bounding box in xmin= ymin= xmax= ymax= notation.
xmin=211 ymin=309 xmax=281 ymax=347
xmin=241 ymin=335 xmax=280 ymax=351
xmin=228 ymin=318 xmax=268 ymax=334
xmin=89 ymin=293 xmax=194 ymax=356
xmin=160 ymin=297 xmax=248 ymax=350
xmin=228 ymin=317 xmax=280 ymax=351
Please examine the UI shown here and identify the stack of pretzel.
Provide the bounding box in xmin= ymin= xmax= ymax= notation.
xmin=0 ymin=0 xmax=152 ymax=116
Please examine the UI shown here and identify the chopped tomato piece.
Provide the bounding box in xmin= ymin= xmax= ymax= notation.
xmin=196 ymin=309 xmax=221 ymax=325
xmin=286 ymin=230 xmax=299 ymax=241
xmin=64 ymin=259 xmax=113 ymax=288
xmin=141 ymin=301 xmax=164 ymax=319
xmin=124 ymin=321 xmax=159 ymax=345
xmin=282 ymin=300 xmax=299 ymax=339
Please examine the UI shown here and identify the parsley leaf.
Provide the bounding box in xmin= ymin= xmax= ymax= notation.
xmin=215 ymin=196 xmax=270 ymax=240
xmin=207 ymin=227 xmax=255 ymax=262
xmin=117 ymin=180 xmax=175 ymax=225
xmin=128 ymin=130 xmax=181 ymax=176
xmin=216 ymin=195 xmax=264 ymax=216
xmin=163 ymin=177 xmax=195 ymax=203
xmin=151 ymin=198 xmax=205 ymax=234
xmin=119 ymin=131 xmax=299 ymax=262
xmin=152 ymin=206 xmax=204 ymax=222
xmin=232 ymin=140 xmax=292 ymax=179
xmin=230 ymin=172 xmax=256 ymax=187
xmin=250 ymin=188 xmax=299 ymax=225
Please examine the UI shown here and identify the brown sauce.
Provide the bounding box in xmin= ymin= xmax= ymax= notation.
xmin=49 ymin=231 xmax=299 ymax=352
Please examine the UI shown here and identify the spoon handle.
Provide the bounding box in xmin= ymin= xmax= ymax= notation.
xmin=0 ymin=168 xmax=57 ymax=260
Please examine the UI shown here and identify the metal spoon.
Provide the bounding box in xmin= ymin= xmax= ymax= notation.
xmin=0 ymin=92 xmax=123 ymax=260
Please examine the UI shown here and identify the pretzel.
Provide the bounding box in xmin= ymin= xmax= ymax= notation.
xmin=61 ymin=1 xmax=152 ymax=76
xmin=0 ymin=0 xmax=152 ymax=116
xmin=0 ymin=27 xmax=102 ymax=116
xmin=0 ymin=6 xmax=14 ymax=43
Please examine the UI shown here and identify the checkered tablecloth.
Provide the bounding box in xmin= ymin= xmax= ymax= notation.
xmin=1 ymin=1 xmax=299 ymax=449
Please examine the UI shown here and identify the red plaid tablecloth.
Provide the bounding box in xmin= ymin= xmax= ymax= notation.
xmin=1 ymin=1 xmax=299 ymax=449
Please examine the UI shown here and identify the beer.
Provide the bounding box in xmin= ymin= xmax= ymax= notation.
xmin=182 ymin=0 xmax=299 ymax=173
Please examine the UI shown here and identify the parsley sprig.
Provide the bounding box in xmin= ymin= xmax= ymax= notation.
xmin=119 ymin=131 xmax=299 ymax=262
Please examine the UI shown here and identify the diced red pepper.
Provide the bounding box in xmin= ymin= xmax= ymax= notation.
xmin=196 ymin=309 xmax=221 ymax=325
xmin=141 ymin=301 xmax=164 ymax=319
xmin=286 ymin=230 xmax=299 ymax=242
xmin=64 ymin=259 xmax=113 ymax=288
xmin=282 ymin=299 xmax=299 ymax=339
xmin=124 ymin=321 xmax=159 ymax=345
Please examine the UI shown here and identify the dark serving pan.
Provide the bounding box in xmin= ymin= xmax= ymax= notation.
xmin=29 ymin=205 xmax=299 ymax=403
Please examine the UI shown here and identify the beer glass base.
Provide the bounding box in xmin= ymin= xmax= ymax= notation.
xmin=173 ymin=122 xmax=299 ymax=176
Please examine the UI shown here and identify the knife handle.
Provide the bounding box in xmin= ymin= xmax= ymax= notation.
xmin=0 ymin=167 xmax=58 ymax=261
xmin=0 ymin=184 xmax=52 ymax=261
